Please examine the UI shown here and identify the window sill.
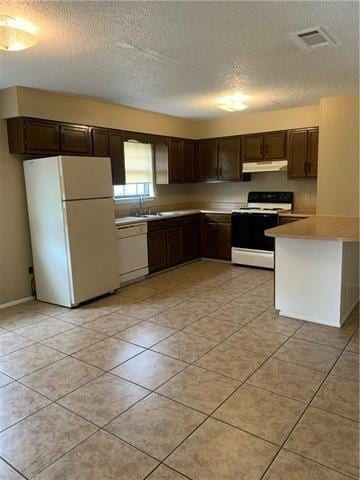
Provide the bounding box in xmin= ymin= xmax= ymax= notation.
xmin=114 ymin=197 xmax=156 ymax=205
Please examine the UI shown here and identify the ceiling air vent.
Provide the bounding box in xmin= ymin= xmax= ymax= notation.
xmin=295 ymin=27 xmax=336 ymax=48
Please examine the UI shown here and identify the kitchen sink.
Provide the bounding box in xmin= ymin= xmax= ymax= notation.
xmin=138 ymin=211 xmax=181 ymax=218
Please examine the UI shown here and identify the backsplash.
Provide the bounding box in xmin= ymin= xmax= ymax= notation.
xmin=114 ymin=171 xmax=317 ymax=217
xmin=114 ymin=183 xmax=192 ymax=217
xmin=189 ymin=171 xmax=317 ymax=210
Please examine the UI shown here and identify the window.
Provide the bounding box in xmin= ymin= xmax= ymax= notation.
xmin=114 ymin=141 xmax=155 ymax=199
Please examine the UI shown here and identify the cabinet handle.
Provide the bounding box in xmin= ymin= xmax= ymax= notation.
xmin=219 ymin=165 xmax=222 ymax=178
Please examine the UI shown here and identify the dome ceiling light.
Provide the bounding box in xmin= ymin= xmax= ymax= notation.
xmin=217 ymin=92 xmax=250 ymax=112
xmin=0 ymin=15 xmax=37 ymax=51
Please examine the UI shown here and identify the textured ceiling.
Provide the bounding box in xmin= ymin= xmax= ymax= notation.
xmin=0 ymin=1 xmax=358 ymax=118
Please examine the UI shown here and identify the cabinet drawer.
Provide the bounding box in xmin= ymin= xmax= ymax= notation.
xmin=183 ymin=214 xmax=201 ymax=224
xmin=147 ymin=217 xmax=183 ymax=232
xmin=203 ymin=213 xmax=231 ymax=224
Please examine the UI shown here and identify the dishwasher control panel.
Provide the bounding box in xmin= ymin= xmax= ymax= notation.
xmin=116 ymin=222 xmax=147 ymax=239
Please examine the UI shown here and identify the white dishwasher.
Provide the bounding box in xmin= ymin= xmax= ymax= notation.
xmin=116 ymin=222 xmax=149 ymax=285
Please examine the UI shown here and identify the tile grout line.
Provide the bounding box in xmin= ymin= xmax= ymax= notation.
xmin=258 ymin=316 xmax=359 ymax=480
xmin=1 ymin=267 xmax=271 ymax=478
xmin=0 ymin=264 xmax=357 ymax=479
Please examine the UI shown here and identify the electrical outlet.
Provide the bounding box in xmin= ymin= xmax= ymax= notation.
xmin=304 ymin=193 xmax=310 ymax=202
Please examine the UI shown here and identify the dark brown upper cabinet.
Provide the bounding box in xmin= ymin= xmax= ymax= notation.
xmin=154 ymin=138 xmax=196 ymax=184
xmin=307 ymin=128 xmax=319 ymax=178
xmin=168 ymin=138 xmax=183 ymax=183
xmin=287 ymin=127 xmax=319 ymax=178
xmin=218 ymin=137 xmax=241 ymax=180
xmin=7 ymin=118 xmax=60 ymax=154
xmin=198 ymin=136 xmax=247 ymax=182
xmin=183 ymin=139 xmax=196 ymax=183
xmin=6 ymin=116 xmax=317 ymax=184
xmin=108 ymin=130 xmax=126 ymax=185
xmin=91 ymin=128 xmax=109 ymax=157
xmin=59 ymin=125 xmax=90 ymax=155
xmin=243 ymin=131 xmax=286 ymax=162
xmin=243 ymin=134 xmax=263 ymax=161
xmin=263 ymin=132 xmax=286 ymax=159
xmin=197 ymin=139 xmax=218 ymax=181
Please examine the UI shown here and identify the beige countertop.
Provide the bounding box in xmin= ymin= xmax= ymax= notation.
xmin=115 ymin=209 xmax=232 ymax=226
xmin=115 ymin=208 xmax=314 ymax=226
xmin=278 ymin=210 xmax=315 ymax=218
xmin=266 ymin=216 xmax=360 ymax=242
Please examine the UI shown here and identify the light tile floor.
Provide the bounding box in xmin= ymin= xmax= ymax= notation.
xmin=0 ymin=260 xmax=358 ymax=479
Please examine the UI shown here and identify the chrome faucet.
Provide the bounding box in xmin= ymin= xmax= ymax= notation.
xmin=135 ymin=195 xmax=144 ymax=216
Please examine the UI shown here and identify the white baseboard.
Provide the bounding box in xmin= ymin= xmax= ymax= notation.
xmin=0 ymin=296 xmax=34 ymax=310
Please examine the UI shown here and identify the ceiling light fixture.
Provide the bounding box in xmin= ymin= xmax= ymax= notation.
xmin=217 ymin=93 xmax=250 ymax=112
xmin=0 ymin=15 xmax=37 ymax=51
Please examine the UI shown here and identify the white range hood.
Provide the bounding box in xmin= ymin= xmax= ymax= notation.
xmin=242 ymin=160 xmax=288 ymax=173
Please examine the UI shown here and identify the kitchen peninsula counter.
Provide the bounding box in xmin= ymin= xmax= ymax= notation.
xmin=265 ymin=216 xmax=359 ymax=328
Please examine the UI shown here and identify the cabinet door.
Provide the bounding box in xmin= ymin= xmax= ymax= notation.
xmin=243 ymin=135 xmax=263 ymax=161
xmin=60 ymin=125 xmax=91 ymax=154
xmin=217 ymin=223 xmax=231 ymax=260
xmin=108 ymin=131 xmax=126 ymax=185
xmin=307 ymin=128 xmax=319 ymax=178
xmin=279 ymin=216 xmax=301 ymax=225
xmin=198 ymin=139 xmax=218 ymax=181
xmin=202 ymin=221 xmax=218 ymax=258
xmin=264 ymin=132 xmax=286 ymax=159
xmin=167 ymin=226 xmax=184 ymax=267
xmin=183 ymin=140 xmax=195 ymax=182
xmin=287 ymin=129 xmax=308 ymax=178
xmin=218 ymin=137 xmax=241 ymax=180
xmin=91 ymin=128 xmax=109 ymax=157
xmin=168 ymin=138 xmax=183 ymax=183
xmin=183 ymin=220 xmax=201 ymax=261
xmin=148 ymin=230 xmax=168 ymax=273
xmin=24 ymin=119 xmax=60 ymax=153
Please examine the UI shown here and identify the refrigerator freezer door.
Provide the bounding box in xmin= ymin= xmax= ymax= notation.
xmin=59 ymin=156 xmax=114 ymax=200
xmin=63 ymin=198 xmax=118 ymax=304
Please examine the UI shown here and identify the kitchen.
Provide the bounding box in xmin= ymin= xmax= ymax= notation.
xmin=0 ymin=2 xmax=359 ymax=480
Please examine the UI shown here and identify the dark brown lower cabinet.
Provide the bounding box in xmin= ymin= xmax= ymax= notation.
xmin=147 ymin=215 xmax=201 ymax=274
xmin=148 ymin=230 xmax=168 ymax=273
xmin=183 ymin=215 xmax=201 ymax=261
xmin=201 ymin=214 xmax=231 ymax=260
xmin=202 ymin=221 xmax=218 ymax=258
xmin=167 ymin=226 xmax=184 ymax=267
xmin=279 ymin=216 xmax=302 ymax=225
xmin=217 ymin=223 xmax=232 ymax=260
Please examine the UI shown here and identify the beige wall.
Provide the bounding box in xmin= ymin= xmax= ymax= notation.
xmin=316 ymin=94 xmax=359 ymax=217
xmin=0 ymin=116 xmax=33 ymax=305
xmin=14 ymin=86 xmax=195 ymax=138
xmin=190 ymin=173 xmax=317 ymax=211
xmin=192 ymin=104 xmax=319 ymax=138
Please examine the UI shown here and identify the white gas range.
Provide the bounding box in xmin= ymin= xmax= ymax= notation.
xmin=231 ymin=192 xmax=293 ymax=269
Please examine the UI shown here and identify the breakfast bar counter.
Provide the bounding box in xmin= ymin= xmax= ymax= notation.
xmin=266 ymin=216 xmax=360 ymax=328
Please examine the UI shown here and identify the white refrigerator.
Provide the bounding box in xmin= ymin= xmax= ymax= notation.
xmin=24 ymin=156 xmax=118 ymax=307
